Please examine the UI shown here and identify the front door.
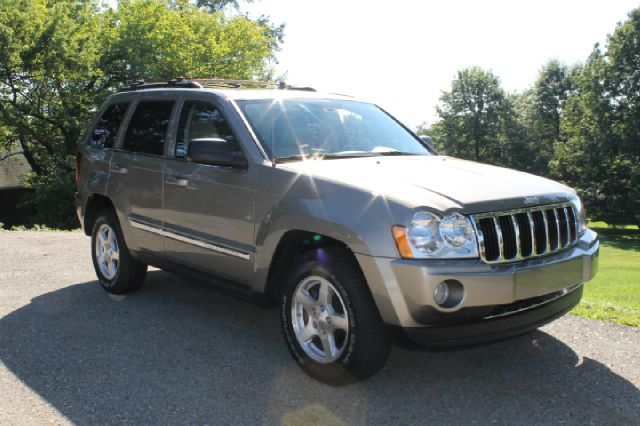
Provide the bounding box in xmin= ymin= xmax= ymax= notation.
xmin=162 ymin=99 xmax=256 ymax=284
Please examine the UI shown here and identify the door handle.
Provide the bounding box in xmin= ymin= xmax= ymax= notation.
xmin=165 ymin=175 xmax=189 ymax=187
xmin=110 ymin=164 xmax=128 ymax=175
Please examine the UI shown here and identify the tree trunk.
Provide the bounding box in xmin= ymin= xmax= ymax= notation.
xmin=18 ymin=137 xmax=43 ymax=176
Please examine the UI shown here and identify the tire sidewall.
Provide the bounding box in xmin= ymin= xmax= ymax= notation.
xmin=91 ymin=212 xmax=122 ymax=290
xmin=281 ymin=259 xmax=359 ymax=381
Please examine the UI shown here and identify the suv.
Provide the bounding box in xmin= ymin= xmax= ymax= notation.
xmin=75 ymin=79 xmax=599 ymax=384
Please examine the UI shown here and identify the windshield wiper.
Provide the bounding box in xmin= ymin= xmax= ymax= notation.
xmin=276 ymin=152 xmax=377 ymax=162
xmin=275 ymin=151 xmax=419 ymax=163
xmin=275 ymin=154 xmax=306 ymax=163
xmin=372 ymin=151 xmax=420 ymax=156
xmin=320 ymin=153 xmax=380 ymax=160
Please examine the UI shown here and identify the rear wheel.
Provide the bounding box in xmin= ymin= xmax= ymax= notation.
xmin=91 ymin=209 xmax=147 ymax=294
xmin=281 ymin=248 xmax=391 ymax=385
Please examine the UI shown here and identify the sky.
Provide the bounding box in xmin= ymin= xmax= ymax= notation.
xmin=239 ymin=0 xmax=639 ymax=128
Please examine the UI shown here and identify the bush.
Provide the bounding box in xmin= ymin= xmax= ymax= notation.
xmin=20 ymin=166 xmax=78 ymax=230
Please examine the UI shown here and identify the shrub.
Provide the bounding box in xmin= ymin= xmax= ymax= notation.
xmin=20 ymin=165 xmax=78 ymax=230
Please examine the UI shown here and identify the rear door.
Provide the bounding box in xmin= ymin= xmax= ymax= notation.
xmin=80 ymin=100 xmax=131 ymax=203
xmin=162 ymin=97 xmax=256 ymax=284
xmin=108 ymin=97 xmax=177 ymax=255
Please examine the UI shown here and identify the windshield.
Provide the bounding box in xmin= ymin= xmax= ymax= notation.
xmin=236 ymin=98 xmax=431 ymax=161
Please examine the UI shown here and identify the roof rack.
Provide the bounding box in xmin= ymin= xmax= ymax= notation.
xmin=120 ymin=77 xmax=316 ymax=92
xmin=120 ymin=78 xmax=201 ymax=91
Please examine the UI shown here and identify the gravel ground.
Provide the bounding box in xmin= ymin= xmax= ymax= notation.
xmin=0 ymin=231 xmax=638 ymax=425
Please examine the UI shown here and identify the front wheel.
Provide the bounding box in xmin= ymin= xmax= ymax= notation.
xmin=281 ymin=248 xmax=392 ymax=385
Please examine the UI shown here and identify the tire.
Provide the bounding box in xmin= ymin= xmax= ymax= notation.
xmin=281 ymin=248 xmax=392 ymax=385
xmin=91 ymin=208 xmax=147 ymax=294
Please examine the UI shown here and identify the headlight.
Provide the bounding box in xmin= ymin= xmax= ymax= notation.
xmin=440 ymin=213 xmax=475 ymax=247
xmin=392 ymin=211 xmax=478 ymax=259
xmin=407 ymin=211 xmax=444 ymax=255
xmin=570 ymin=196 xmax=587 ymax=235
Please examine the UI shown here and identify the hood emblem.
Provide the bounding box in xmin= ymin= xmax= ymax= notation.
xmin=523 ymin=196 xmax=539 ymax=205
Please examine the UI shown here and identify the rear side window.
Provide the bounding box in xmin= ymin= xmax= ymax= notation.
xmin=87 ymin=102 xmax=129 ymax=149
xmin=122 ymin=101 xmax=175 ymax=155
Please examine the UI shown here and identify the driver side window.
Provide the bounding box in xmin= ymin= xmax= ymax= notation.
xmin=176 ymin=101 xmax=240 ymax=159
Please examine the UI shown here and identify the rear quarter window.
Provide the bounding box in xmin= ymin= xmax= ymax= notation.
xmin=87 ymin=102 xmax=130 ymax=149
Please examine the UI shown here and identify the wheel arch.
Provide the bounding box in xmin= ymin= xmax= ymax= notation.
xmin=262 ymin=230 xmax=366 ymax=302
xmin=83 ymin=194 xmax=115 ymax=236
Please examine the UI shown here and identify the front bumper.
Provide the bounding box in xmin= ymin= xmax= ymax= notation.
xmin=356 ymin=229 xmax=599 ymax=346
xmin=394 ymin=284 xmax=583 ymax=349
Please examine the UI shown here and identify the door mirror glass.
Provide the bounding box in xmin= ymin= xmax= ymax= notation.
xmin=187 ymin=138 xmax=248 ymax=168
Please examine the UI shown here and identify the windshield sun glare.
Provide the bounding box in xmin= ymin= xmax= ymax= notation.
xmin=237 ymin=98 xmax=431 ymax=161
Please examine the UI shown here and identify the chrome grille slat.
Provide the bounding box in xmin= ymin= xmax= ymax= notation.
xmin=546 ymin=208 xmax=560 ymax=251
xmin=557 ymin=207 xmax=569 ymax=248
xmin=472 ymin=203 xmax=578 ymax=264
xmin=527 ymin=212 xmax=536 ymax=256
xmin=566 ymin=206 xmax=578 ymax=243
xmin=541 ymin=210 xmax=550 ymax=253
xmin=554 ymin=209 xmax=561 ymax=248
xmin=510 ymin=215 xmax=522 ymax=259
xmin=476 ymin=225 xmax=487 ymax=260
xmin=564 ymin=206 xmax=572 ymax=244
xmin=493 ymin=216 xmax=505 ymax=261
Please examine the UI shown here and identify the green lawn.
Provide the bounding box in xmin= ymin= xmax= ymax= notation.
xmin=571 ymin=222 xmax=640 ymax=327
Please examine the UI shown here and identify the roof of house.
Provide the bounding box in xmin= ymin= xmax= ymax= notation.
xmin=0 ymin=150 xmax=32 ymax=189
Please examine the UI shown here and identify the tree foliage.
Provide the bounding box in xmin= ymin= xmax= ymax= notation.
xmin=552 ymin=9 xmax=640 ymax=227
xmin=194 ymin=0 xmax=254 ymax=12
xmin=430 ymin=8 xmax=640 ymax=228
xmin=521 ymin=60 xmax=576 ymax=175
xmin=0 ymin=0 xmax=282 ymax=228
xmin=431 ymin=67 xmax=510 ymax=163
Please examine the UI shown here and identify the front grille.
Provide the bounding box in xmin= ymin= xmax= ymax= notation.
xmin=472 ymin=203 xmax=578 ymax=264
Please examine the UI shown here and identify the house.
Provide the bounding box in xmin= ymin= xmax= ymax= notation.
xmin=0 ymin=150 xmax=33 ymax=228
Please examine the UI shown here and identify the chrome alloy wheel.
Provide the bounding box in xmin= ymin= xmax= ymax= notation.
xmin=95 ymin=223 xmax=120 ymax=280
xmin=291 ymin=276 xmax=350 ymax=364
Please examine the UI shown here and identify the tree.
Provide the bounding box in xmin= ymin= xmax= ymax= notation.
xmin=517 ymin=60 xmax=576 ymax=176
xmin=532 ymin=60 xmax=575 ymax=143
xmin=424 ymin=8 xmax=639 ymax=227
xmin=430 ymin=67 xmax=515 ymax=167
xmin=194 ymin=0 xmax=254 ymax=12
xmin=0 ymin=0 xmax=282 ymax=228
xmin=552 ymin=8 xmax=640 ymax=228
xmin=415 ymin=122 xmax=431 ymax=136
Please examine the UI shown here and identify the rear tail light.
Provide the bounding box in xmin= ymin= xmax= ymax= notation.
xmin=75 ymin=151 xmax=82 ymax=183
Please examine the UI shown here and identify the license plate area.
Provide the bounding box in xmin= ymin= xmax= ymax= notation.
xmin=514 ymin=257 xmax=583 ymax=301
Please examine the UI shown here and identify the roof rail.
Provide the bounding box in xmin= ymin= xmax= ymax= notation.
xmin=192 ymin=78 xmax=278 ymax=89
xmin=120 ymin=77 xmax=202 ymax=92
xmin=119 ymin=78 xmax=316 ymax=92
xmin=191 ymin=78 xmax=316 ymax=91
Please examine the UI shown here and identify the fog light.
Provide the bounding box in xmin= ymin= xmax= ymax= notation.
xmin=433 ymin=279 xmax=464 ymax=309
xmin=433 ymin=282 xmax=449 ymax=305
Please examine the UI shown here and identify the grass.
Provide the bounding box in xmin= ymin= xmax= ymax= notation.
xmin=571 ymin=222 xmax=640 ymax=327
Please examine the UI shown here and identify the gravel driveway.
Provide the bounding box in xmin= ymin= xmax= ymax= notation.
xmin=0 ymin=231 xmax=638 ymax=425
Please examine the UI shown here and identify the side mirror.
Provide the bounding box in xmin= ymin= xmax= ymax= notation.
xmin=420 ymin=135 xmax=437 ymax=153
xmin=187 ymin=138 xmax=248 ymax=168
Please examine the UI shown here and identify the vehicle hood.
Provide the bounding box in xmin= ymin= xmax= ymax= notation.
xmin=281 ymin=155 xmax=575 ymax=213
